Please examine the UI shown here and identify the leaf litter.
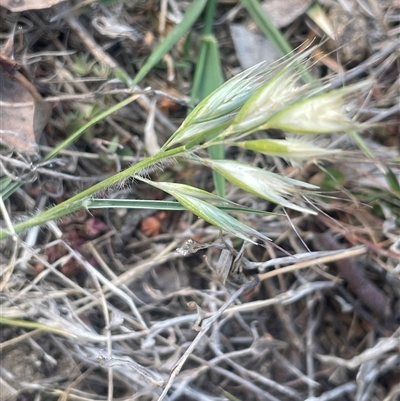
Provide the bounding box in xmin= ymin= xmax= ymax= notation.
xmin=0 ymin=1 xmax=399 ymax=401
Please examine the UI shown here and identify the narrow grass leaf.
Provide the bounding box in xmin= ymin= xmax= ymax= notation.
xmin=195 ymin=39 xmax=227 ymax=197
xmin=191 ymin=35 xmax=224 ymax=106
xmin=386 ymin=168 xmax=400 ymax=193
xmin=84 ymin=198 xmax=275 ymax=215
xmin=240 ymin=0 xmax=315 ymax=83
xmin=0 ymin=177 xmax=19 ymax=201
xmin=240 ymin=0 xmax=292 ymax=56
xmin=130 ymin=0 xmax=208 ymax=87
xmin=45 ymin=94 xmax=142 ymax=160
xmin=190 ymin=11 xmax=226 ymax=197
xmin=0 ymin=316 xmax=78 ymax=338
xmin=0 ymin=94 xmax=142 ymax=200
xmin=347 ymin=129 xmax=375 ymax=158
xmin=209 ymin=142 xmax=227 ymax=197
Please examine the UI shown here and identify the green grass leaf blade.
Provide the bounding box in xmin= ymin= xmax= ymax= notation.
xmin=385 ymin=168 xmax=400 ymax=193
xmin=44 ymin=93 xmax=142 ymax=161
xmin=209 ymin=144 xmax=226 ymax=197
xmin=347 ymin=129 xmax=375 ymax=159
xmin=0 ymin=177 xmax=19 ymax=201
xmin=187 ymin=0 xmax=226 ymax=197
xmin=87 ymin=199 xmax=186 ymax=210
xmin=0 ymin=316 xmax=78 ymax=339
xmin=191 ymin=33 xmax=226 ymax=197
xmin=240 ymin=0 xmax=292 ymax=55
xmin=191 ymin=35 xmax=224 ymax=106
xmin=240 ymin=0 xmax=315 ymax=84
xmin=131 ymin=0 xmax=208 ymax=87
xmin=85 ymin=198 xmax=274 ymax=215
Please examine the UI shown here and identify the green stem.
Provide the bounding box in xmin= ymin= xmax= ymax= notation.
xmin=1 ymin=146 xmax=186 ymax=239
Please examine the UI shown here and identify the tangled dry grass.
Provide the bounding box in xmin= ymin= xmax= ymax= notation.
xmin=1 ymin=1 xmax=399 ymax=401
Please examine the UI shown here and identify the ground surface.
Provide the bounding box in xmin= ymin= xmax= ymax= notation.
xmin=0 ymin=1 xmax=399 ymax=401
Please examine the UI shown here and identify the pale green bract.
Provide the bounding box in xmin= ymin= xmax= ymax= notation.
xmin=135 ymin=178 xmax=234 ymax=205
xmin=265 ymin=81 xmax=372 ymax=134
xmin=135 ymin=177 xmax=271 ymax=243
xmin=173 ymin=194 xmax=271 ymax=244
xmin=162 ymin=47 xmax=319 ymax=151
xmin=234 ymin=138 xmax=340 ymax=164
xmin=200 ymin=159 xmax=318 ymax=214
xmin=161 ymin=61 xmax=275 ymax=150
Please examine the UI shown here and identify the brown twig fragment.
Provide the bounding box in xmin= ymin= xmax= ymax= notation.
xmin=315 ymin=232 xmax=390 ymax=318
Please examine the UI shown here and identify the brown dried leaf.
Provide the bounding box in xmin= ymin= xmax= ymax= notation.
xmin=0 ymin=55 xmax=51 ymax=154
xmin=0 ymin=0 xmax=66 ymax=12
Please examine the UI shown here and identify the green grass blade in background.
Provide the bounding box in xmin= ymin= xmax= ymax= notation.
xmin=0 ymin=94 xmax=142 ymax=201
xmin=241 ymin=0 xmax=315 ymax=84
xmin=0 ymin=1 xmax=206 ymax=200
xmin=191 ymin=35 xmax=223 ymax=107
xmin=192 ymin=35 xmax=226 ymax=197
xmin=0 ymin=178 xmax=18 ymax=201
xmin=386 ymin=168 xmax=400 ymax=193
xmin=240 ymin=0 xmax=292 ymax=56
xmin=191 ymin=0 xmax=226 ymax=197
xmin=0 ymin=317 xmax=78 ymax=338
xmin=45 ymin=94 xmax=142 ymax=161
xmin=131 ymin=0 xmax=208 ymax=87
xmin=347 ymin=129 xmax=375 ymax=158
xmin=190 ymin=0 xmax=222 ymax=105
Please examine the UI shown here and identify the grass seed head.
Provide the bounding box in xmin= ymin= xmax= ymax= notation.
xmin=265 ymin=81 xmax=372 ymax=134
xmin=202 ymin=159 xmax=318 ymax=214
